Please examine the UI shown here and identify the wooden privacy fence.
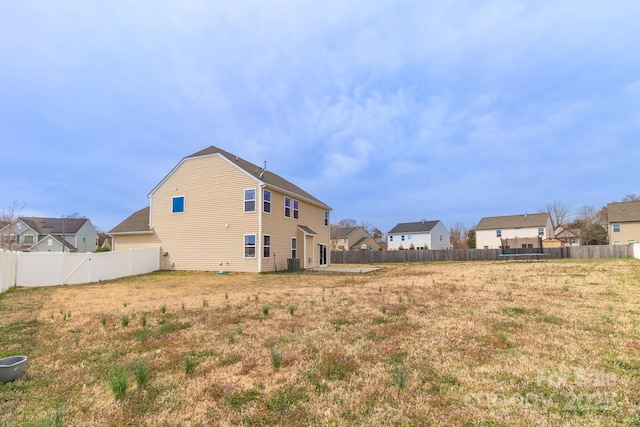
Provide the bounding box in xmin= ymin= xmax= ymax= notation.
xmin=331 ymin=245 xmax=638 ymax=264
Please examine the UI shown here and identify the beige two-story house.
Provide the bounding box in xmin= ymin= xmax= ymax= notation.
xmin=109 ymin=146 xmax=332 ymax=272
xmin=608 ymin=200 xmax=640 ymax=245
xmin=475 ymin=213 xmax=553 ymax=249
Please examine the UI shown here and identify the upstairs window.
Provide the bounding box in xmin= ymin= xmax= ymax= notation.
xmin=263 ymin=190 xmax=271 ymax=213
xmin=496 ymin=229 xmax=502 ymax=237
xmin=613 ymin=223 xmax=621 ymax=233
xmin=389 ymin=235 xmax=394 ymax=242
xmin=538 ymin=227 xmax=544 ymax=237
xmin=172 ymin=196 xmax=185 ymax=213
xmin=324 ymin=210 xmax=329 ymax=226
xmin=244 ymin=189 xmax=256 ymax=212
xmin=284 ymin=197 xmax=291 ymax=218
xmin=23 ymin=235 xmax=34 ymax=244
xmin=293 ymin=199 xmax=299 ymax=219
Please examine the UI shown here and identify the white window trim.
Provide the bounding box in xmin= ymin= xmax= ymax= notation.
xmin=293 ymin=199 xmax=299 ymax=220
xmin=284 ymin=197 xmax=291 ymax=218
xmin=172 ymin=195 xmax=186 ymax=214
xmin=263 ymin=189 xmax=271 ymax=214
xmin=244 ymin=234 xmax=256 ymax=258
xmin=263 ymin=234 xmax=271 ymax=258
xmin=244 ymin=188 xmax=256 ymax=213
xmin=291 ymin=237 xmax=297 ymax=258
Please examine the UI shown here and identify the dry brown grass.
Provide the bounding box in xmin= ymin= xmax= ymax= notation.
xmin=1 ymin=260 xmax=640 ymax=426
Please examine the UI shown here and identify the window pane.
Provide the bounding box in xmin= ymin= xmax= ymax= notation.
xmin=244 ymin=234 xmax=256 ymax=258
xmin=263 ymin=190 xmax=271 ymax=213
xmin=245 ymin=189 xmax=256 ymax=212
xmin=172 ymin=196 xmax=185 ymax=213
xmin=264 ymin=235 xmax=270 ymax=246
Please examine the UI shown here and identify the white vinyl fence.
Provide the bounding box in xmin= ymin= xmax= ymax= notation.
xmin=0 ymin=250 xmax=19 ymax=293
xmin=634 ymin=243 xmax=640 ymax=260
xmin=0 ymin=247 xmax=160 ymax=290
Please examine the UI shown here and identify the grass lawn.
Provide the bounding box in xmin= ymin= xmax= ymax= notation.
xmin=1 ymin=260 xmax=640 ymax=426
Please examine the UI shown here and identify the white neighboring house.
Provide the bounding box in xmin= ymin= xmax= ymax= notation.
xmin=475 ymin=213 xmax=553 ymax=249
xmin=0 ymin=217 xmax=99 ymax=253
xmin=387 ymin=220 xmax=451 ymax=250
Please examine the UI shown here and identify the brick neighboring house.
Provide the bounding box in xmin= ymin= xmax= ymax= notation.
xmin=0 ymin=217 xmax=99 ymax=252
xmin=109 ymin=146 xmax=332 ymax=272
xmin=331 ymin=226 xmax=382 ymax=251
xmin=608 ymin=200 xmax=640 ymax=245
xmin=387 ymin=220 xmax=451 ymax=250
xmin=475 ymin=213 xmax=553 ymax=249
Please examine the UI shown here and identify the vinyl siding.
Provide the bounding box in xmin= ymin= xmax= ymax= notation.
xmin=151 ymin=154 xmax=260 ymax=272
xmin=609 ymin=222 xmax=640 ymax=244
xmin=261 ymin=188 xmax=330 ymax=271
xmin=476 ymin=219 xmax=553 ymax=249
xmin=113 ymin=234 xmax=161 ymax=250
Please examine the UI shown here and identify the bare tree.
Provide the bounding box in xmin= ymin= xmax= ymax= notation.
xmin=336 ymin=219 xmax=358 ymax=228
xmin=622 ymin=194 xmax=640 ymax=202
xmin=449 ymin=222 xmax=469 ymax=249
xmin=0 ymin=200 xmax=26 ymax=250
xmin=572 ymin=205 xmax=608 ymax=245
xmin=539 ymin=201 xmax=572 ymax=231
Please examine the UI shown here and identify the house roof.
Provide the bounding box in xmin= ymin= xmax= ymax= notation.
xmin=476 ymin=213 xmax=549 ymax=230
xmin=555 ymin=226 xmax=581 ymax=239
xmin=331 ymin=226 xmax=357 ymax=239
xmin=17 ymin=217 xmax=88 ymax=235
xmin=109 ymin=207 xmax=152 ymax=234
xmin=29 ymin=234 xmax=77 ymax=252
xmin=169 ymin=146 xmax=331 ymax=210
xmin=388 ymin=221 xmax=439 ymax=234
xmin=608 ymin=201 xmax=640 ymax=223
xmin=297 ymin=225 xmax=317 ymax=236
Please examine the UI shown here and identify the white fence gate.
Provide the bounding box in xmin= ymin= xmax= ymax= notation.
xmin=0 ymin=247 xmax=160 ymax=290
xmin=634 ymin=243 xmax=640 ymax=260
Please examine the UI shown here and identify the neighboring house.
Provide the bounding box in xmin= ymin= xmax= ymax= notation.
xmin=331 ymin=226 xmax=382 ymax=251
xmin=475 ymin=213 xmax=553 ymax=249
xmin=0 ymin=217 xmax=99 ymax=253
xmin=607 ymin=200 xmax=640 ymax=245
xmin=387 ymin=220 xmax=451 ymax=250
xmin=109 ymin=146 xmax=332 ymax=272
xmin=554 ymin=226 xmax=581 ymax=246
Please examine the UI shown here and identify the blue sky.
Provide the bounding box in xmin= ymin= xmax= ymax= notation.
xmin=1 ymin=1 xmax=639 ymax=234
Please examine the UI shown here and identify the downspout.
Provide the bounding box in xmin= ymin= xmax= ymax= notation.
xmin=258 ymin=184 xmax=264 ymax=273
